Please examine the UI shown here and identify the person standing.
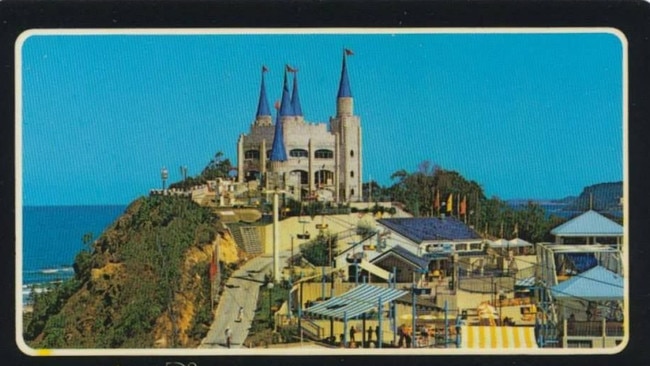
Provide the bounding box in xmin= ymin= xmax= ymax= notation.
xmin=367 ymin=326 xmax=373 ymax=345
xmin=350 ymin=325 xmax=357 ymax=343
xmin=225 ymin=326 xmax=233 ymax=348
xmin=237 ymin=306 xmax=244 ymax=322
xmin=375 ymin=325 xmax=380 ymax=346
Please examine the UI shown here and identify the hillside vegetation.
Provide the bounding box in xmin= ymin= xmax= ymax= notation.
xmin=24 ymin=196 xmax=243 ymax=348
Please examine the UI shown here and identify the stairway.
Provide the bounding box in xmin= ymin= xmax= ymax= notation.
xmin=240 ymin=226 xmax=263 ymax=255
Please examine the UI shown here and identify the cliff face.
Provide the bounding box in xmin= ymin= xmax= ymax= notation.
xmin=569 ymin=182 xmax=623 ymax=212
xmin=24 ymin=196 xmax=244 ymax=349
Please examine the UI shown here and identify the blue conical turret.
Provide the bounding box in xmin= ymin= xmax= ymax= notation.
xmin=291 ymin=72 xmax=303 ymax=116
xmin=256 ymin=66 xmax=271 ymax=117
xmin=337 ymin=51 xmax=352 ymax=98
xmin=269 ymin=109 xmax=287 ymax=162
xmin=279 ymin=69 xmax=294 ymax=117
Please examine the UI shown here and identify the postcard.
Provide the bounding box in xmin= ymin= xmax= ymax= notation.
xmin=15 ymin=27 xmax=628 ymax=358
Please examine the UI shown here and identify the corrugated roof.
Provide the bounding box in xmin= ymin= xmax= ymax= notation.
xmin=551 ymin=265 xmax=623 ymax=301
xmin=303 ymin=284 xmax=408 ymax=320
xmin=371 ymin=245 xmax=430 ymax=270
xmin=378 ymin=217 xmax=482 ymax=244
xmin=550 ymin=210 xmax=623 ymax=237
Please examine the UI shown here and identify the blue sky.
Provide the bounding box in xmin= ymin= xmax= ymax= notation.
xmin=19 ymin=30 xmax=624 ymax=206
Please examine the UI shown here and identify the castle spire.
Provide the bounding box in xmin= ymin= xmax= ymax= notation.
xmin=279 ymin=68 xmax=294 ymax=117
xmin=337 ymin=49 xmax=353 ymax=98
xmin=255 ymin=66 xmax=271 ymax=117
xmin=270 ymin=106 xmax=287 ymax=162
xmin=289 ymin=67 xmax=303 ymax=116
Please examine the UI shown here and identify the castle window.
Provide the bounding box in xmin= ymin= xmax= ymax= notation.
xmin=350 ymin=171 xmax=354 ymax=178
xmin=350 ymin=150 xmax=354 ymax=157
xmin=245 ymin=150 xmax=260 ymax=159
xmin=290 ymin=149 xmax=309 ymax=158
xmin=266 ymin=150 xmax=272 ymax=159
xmin=350 ymin=188 xmax=355 ymax=196
xmin=315 ymin=149 xmax=333 ymax=159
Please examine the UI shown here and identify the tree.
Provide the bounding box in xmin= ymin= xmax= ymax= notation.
xmin=201 ymin=151 xmax=233 ymax=180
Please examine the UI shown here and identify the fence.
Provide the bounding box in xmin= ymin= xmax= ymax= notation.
xmin=458 ymin=276 xmax=515 ymax=294
xmin=562 ymin=319 xmax=624 ymax=348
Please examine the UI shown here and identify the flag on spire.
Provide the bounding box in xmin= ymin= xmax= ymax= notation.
xmin=262 ymin=65 xmax=268 ymax=73
xmin=344 ymin=48 xmax=354 ymax=56
xmin=446 ymin=194 xmax=453 ymax=214
xmin=286 ymin=64 xmax=298 ymax=73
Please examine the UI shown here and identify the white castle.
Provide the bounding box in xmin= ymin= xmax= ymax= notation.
xmin=236 ymin=51 xmax=362 ymax=203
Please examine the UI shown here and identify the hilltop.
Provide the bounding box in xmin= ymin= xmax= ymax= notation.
xmin=24 ymin=196 xmax=244 ymax=349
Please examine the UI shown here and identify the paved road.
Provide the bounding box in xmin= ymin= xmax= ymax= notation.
xmin=199 ymin=250 xmax=290 ymax=349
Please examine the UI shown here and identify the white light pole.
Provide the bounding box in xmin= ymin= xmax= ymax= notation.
xmin=273 ymin=191 xmax=281 ymax=283
xmin=161 ymin=166 xmax=169 ymax=191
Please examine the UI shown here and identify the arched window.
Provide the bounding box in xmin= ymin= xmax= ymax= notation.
xmin=315 ymin=149 xmax=333 ymax=159
xmin=244 ymin=150 xmax=260 ymax=159
xmin=350 ymin=188 xmax=355 ymax=196
xmin=290 ymin=149 xmax=309 ymax=158
xmin=350 ymin=150 xmax=354 ymax=157
xmin=266 ymin=150 xmax=272 ymax=159
xmin=350 ymin=171 xmax=354 ymax=178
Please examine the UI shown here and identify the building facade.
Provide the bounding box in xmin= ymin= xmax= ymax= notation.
xmin=236 ymin=52 xmax=362 ymax=203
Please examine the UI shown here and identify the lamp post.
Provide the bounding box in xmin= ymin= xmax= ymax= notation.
xmin=161 ymin=166 xmax=169 ymax=191
xmin=268 ymin=282 xmax=275 ymax=328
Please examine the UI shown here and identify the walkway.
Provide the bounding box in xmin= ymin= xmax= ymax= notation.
xmin=199 ymin=250 xmax=290 ymax=349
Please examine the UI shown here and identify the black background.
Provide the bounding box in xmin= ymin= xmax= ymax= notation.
xmin=1 ymin=1 xmax=649 ymax=366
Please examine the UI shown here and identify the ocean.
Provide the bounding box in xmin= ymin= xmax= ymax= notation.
xmin=21 ymin=205 xmax=126 ymax=305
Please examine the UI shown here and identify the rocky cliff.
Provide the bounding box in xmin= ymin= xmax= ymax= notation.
xmin=24 ymin=196 xmax=244 ymax=349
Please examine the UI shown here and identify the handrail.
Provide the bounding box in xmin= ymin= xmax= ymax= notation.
xmin=300 ymin=317 xmax=323 ymax=340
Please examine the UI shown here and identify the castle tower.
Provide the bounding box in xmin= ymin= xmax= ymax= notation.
xmin=270 ymin=70 xmax=290 ymax=166
xmin=330 ymin=49 xmax=362 ymax=202
xmin=254 ymin=66 xmax=272 ymax=126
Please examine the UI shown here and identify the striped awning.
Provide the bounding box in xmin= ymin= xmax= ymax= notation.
xmin=304 ymin=284 xmax=408 ymax=320
xmin=461 ymin=326 xmax=537 ymax=349
xmin=515 ymin=276 xmax=536 ymax=288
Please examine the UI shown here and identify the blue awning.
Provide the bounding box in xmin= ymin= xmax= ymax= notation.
xmin=304 ymin=284 xmax=408 ymax=320
xmin=551 ymin=266 xmax=623 ymax=301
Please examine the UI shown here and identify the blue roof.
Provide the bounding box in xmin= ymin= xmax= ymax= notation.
xmin=550 ymin=210 xmax=623 ymax=237
xmin=290 ymin=73 xmax=303 ymax=116
xmin=378 ymin=217 xmax=482 ymax=244
xmin=269 ymin=110 xmax=287 ymax=161
xmin=372 ymin=245 xmax=430 ymax=270
xmin=255 ymin=70 xmax=271 ymax=117
xmin=337 ymin=53 xmax=352 ymax=98
xmin=279 ymin=70 xmax=294 ymax=117
xmin=551 ymin=265 xmax=623 ymax=300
